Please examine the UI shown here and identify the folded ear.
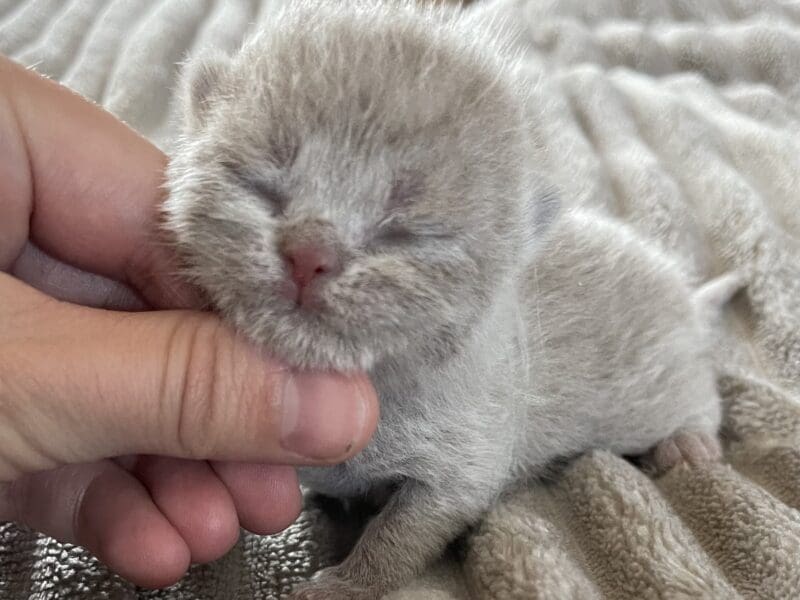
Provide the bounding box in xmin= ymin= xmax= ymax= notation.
xmin=180 ymin=50 xmax=231 ymax=130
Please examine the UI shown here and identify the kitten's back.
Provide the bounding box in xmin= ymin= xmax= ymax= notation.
xmin=518 ymin=210 xmax=720 ymax=462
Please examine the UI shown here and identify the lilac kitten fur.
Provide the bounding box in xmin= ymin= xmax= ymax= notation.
xmin=163 ymin=2 xmax=740 ymax=597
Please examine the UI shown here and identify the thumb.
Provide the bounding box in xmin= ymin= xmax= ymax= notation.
xmin=0 ymin=274 xmax=378 ymax=481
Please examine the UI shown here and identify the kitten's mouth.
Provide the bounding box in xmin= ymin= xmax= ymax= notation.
xmin=277 ymin=276 xmax=331 ymax=312
xmin=256 ymin=272 xmax=384 ymax=371
xmin=277 ymin=279 xmax=299 ymax=303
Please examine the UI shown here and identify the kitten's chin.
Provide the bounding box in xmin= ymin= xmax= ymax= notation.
xmin=278 ymin=342 xmax=377 ymax=374
xmin=244 ymin=314 xmax=382 ymax=374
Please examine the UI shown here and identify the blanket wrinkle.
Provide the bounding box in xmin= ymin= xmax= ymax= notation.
xmin=2 ymin=0 xmax=799 ymax=597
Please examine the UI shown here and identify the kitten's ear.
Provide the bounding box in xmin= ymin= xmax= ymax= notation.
xmin=181 ymin=50 xmax=231 ymax=130
xmin=522 ymin=186 xmax=561 ymax=259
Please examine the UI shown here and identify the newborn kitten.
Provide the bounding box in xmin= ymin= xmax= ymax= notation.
xmin=163 ymin=1 xmax=741 ymax=598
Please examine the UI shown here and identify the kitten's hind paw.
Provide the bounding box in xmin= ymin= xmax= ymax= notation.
xmin=289 ymin=583 xmax=377 ymax=600
xmin=289 ymin=568 xmax=380 ymax=600
xmin=651 ymin=429 xmax=721 ymax=473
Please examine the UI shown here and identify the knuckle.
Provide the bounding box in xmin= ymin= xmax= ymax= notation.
xmin=163 ymin=314 xmax=229 ymax=458
xmin=160 ymin=313 xmax=282 ymax=460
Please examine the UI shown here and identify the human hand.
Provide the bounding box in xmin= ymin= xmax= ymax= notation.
xmin=0 ymin=56 xmax=378 ymax=587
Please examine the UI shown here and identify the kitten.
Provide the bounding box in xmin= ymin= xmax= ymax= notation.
xmin=163 ymin=1 xmax=741 ymax=598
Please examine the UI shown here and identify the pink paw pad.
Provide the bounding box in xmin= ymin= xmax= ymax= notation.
xmin=653 ymin=430 xmax=721 ymax=472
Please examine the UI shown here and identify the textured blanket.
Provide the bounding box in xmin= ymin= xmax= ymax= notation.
xmin=2 ymin=0 xmax=799 ymax=598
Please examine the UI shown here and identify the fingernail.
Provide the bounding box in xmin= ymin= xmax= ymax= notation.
xmin=280 ymin=372 xmax=368 ymax=460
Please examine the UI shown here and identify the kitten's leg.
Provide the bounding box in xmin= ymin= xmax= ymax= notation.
xmin=290 ymin=480 xmax=479 ymax=600
xmin=644 ymin=387 xmax=723 ymax=474
xmin=303 ymin=492 xmax=369 ymax=562
xmin=643 ymin=420 xmax=722 ymax=474
xmin=652 ymin=428 xmax=722 ymax=472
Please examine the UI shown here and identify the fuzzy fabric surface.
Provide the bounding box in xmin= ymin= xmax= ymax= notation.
xmin=2 ymin=0 xmax=800 ymax=598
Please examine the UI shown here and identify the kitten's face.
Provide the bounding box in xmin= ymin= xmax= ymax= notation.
xmin=164 ymin=3 xmax=535 ymax=371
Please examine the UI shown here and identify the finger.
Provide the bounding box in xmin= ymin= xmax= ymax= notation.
xmin=130 ymin=456 xmax=240 ymax=564
xmin=0 ymin=56 xmax=189 ymax=308
xmin=0 ymin=275 xmax=379 ymax=479
xmin=0 ymin=461 xmax=190 ymax=588
xmin=11 ymin=242 xmax=148 ymax=310
xmin=211 ymin=461 xmax=302 ymax=535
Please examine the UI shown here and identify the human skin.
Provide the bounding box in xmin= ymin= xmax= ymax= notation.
xmin=0 ymin=55 xmax=378 ymax=588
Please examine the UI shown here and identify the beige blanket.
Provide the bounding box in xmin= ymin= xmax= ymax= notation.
xmin=2 ymin=0 xmax=799 ymax=598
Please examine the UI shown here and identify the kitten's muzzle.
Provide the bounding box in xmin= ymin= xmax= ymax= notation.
xmin=279 ymin=240 xmax=342 ymax=308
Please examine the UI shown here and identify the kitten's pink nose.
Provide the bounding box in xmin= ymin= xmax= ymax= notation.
xmin=282 ymin=243 xmax=341 ymax=296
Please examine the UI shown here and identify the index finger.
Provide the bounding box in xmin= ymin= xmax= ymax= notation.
xmin=0 ymin=56 xmax=188 ymax=307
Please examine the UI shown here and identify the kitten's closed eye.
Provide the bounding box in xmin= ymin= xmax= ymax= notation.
xmin=244 ymin=177 xmax=288 ymax=214
xmin=380 ymin=172 xmax=457 ymax=243
xmin=373 ymin=215 xmax=456 ymax=247
xmin=221 ymin=160 xmax=288 ymax=214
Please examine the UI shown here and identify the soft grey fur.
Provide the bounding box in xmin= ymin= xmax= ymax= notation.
xmin=163 ymin=2 xmax=739 ymax=598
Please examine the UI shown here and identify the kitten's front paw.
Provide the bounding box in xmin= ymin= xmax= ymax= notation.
xmin=289 ymin=568 xmax=380 ymax=600
xmin=652 ymin=429 xmax=721 ymax=473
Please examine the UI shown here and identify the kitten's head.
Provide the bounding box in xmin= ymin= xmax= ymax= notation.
xmin=164 ymin=0 xmax=550 ymax=371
